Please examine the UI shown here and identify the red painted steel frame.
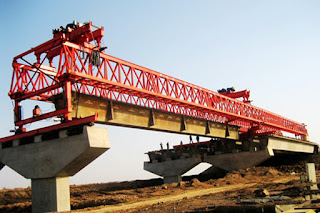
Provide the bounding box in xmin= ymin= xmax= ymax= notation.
xmin=219 ymin=90 xmax=250 ymax=103
xmin=7 ymin=22 xmax=308 ymax=140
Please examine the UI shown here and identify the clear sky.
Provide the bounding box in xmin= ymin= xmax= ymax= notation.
xmin=0 ymin=0 xmax=319 ymax=189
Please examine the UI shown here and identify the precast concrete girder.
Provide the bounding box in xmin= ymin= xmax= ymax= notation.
xmin=200 ymin=165 xmax=226 ymax=176
xmin=68 ymin=93 xmax=239 ymax=140
xmin=263 ymin=135 xmax=316 ymax=155
xmin=204 ymin=149 xmax=273 ymax=171
xmin=144 ymin=156 xmax=201 ymax=183
xmin=204 ymin=136 xmax=317 ymax=172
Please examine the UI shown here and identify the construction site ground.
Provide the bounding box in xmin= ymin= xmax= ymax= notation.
xmin=1 ymin=153 xmax=320 ymax=213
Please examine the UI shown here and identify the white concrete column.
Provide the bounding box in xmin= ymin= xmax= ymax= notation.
xmin=31 ymin=177 xmax=70 ymax=213
xmin=306 ymin=163 xmax=317 ymax=183
xmin=306 ymin=163 xmax=318 ymax=191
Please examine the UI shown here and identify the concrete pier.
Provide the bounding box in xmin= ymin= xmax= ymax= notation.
xmin=32 ymin=177 xmax=70 ymax=212
xmin=0 ymin=125 xmax=110 ymax=213
xmin=306 ymin=163 xmax=317 ymax=183
xmin=306 ymin=163 xmax=318 ymax=192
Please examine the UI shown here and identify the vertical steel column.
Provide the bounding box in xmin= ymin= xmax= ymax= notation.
xmin=64 ymin=82 xmax=72 ymax=121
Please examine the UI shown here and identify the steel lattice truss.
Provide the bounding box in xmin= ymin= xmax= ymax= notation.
xmin=9 ymin=22 xmax=308 ymax=139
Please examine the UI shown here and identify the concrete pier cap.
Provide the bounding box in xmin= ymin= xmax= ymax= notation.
xmin=144 ymin=156 xmax=202 ymax=184
xmin=0 ymin=125 xmax=110 ymax=213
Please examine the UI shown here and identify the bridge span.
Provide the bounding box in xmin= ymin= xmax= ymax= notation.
xmin=0 ymin=21 xmax=317 ymax=212
xmin=144 ymin=135 xmax=318 ymax=183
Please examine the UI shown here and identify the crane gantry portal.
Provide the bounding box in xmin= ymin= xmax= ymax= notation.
xmin=1 ymin=21 xmax=308 ymax=143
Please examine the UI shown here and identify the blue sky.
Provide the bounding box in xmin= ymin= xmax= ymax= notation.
xmin=0 ymin=0 xmax=319 ymax=188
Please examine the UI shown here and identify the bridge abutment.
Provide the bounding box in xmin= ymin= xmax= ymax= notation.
xmin=0 ymin=125 xmax=110 ymax=213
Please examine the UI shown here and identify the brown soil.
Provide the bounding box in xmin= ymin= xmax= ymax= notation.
xmin=1 ymin=153 xmax=320 ymax=213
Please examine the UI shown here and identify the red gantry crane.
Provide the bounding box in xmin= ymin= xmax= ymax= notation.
xmin=0 ymin=21 xmax=308 ymax=143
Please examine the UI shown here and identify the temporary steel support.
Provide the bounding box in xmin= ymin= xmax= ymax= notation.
xmin=6 ymin=22 xmax=308 ymax=141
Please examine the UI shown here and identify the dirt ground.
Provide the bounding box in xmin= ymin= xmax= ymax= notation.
xmin=1 ymin=153 xmax=320 ymax=213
